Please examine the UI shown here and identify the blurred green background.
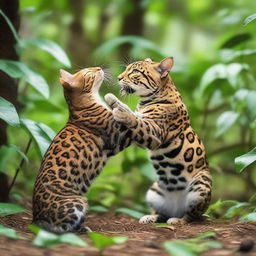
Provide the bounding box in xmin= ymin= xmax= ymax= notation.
xmin=1 ymin=0 xmax=256 ymax=218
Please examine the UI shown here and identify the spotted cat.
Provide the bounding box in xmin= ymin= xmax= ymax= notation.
xmin=106 ymin=57 xmax=212 ymax=225
xmin=32 ymin=67 xmax=160 ymax=234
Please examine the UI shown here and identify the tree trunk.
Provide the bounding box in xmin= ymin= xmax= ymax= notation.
xmin=67 ymin=0 xmax=91 ymax=67
xmin=119 ymin=0 xmax=145 ymax=58
xmin=0 ymin=0 xmax=20 ymax=202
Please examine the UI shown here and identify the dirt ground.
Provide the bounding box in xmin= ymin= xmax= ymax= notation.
xmin=0 ymin=211 xmax=256 ymax=256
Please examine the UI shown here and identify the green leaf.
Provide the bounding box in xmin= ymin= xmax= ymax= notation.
xmin=88 ymin=232 xmax=128 ymax=251
xmin=0 ymin=97 xmax=20 ymax=127
xmin=94 ymin=36 xmax=166 ymax=58
xmin=206 ymin=199 xmax=238 ymax=215
xmin=220 ymin=33 xmax=251 ymax=48
xmin=0 ymin=225 xmax=26 ymax=240
xmin=224 ymin=202 xmax=249 ymax=218
xmin=216 ymin=111 xmax=239 ymax=137
xmin=240 ymin=212 xmax=256 ymax=222
xmin=139 ymin=162 xmax=157 ymax=181
xmin=0 ymin=60 xmax=49 ymax=98
xmin=191 ymin=232 xmax=216 ymax=241
xmin=23 ymin=37 xmax=71 ymax=67
xmin=220 ymin=49 xmax=256 ymax=62
xmin=115 ymin=207 xmax=144 ymax=219
xmin=203 ymin=241 xmax=222 ymax=249
xmin=21 ymin=119 xmax=56 ymax=157
xmin=0 ymin=203 xmax=26 ymax=217
xmin=249 ymin=193 xmax=256 ymax=203
xmin=199 ymin=63 xmax=249 ymax=94
xmin=235 ymin=147 xmax=256 ymax=172
xmin=90 ymin=205 xmax=109 ymax=213
xmin=29 ymin=226 xmax=88 ymax=248
xmin=243 ymin=13 xmax=256 ymax=26
xmin=163 ymin=241 xmax=197 ymax=256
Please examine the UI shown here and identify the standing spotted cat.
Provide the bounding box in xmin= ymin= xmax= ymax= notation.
xmin=105 ymin=57 xmax=212 ymax=225
xmin=32 ymin=67 xmax=160 ymax=234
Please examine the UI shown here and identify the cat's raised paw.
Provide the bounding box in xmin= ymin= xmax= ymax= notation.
xmin=104 ymin=93 xmax=118 ymax=108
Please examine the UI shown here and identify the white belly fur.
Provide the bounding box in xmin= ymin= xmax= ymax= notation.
xmin=146 ymin=188 xmax=187 ymax=218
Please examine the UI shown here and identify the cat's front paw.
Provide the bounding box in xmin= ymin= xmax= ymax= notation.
xmin=167 ymin=217 xmax=187 ymax=225
xmin=139 ymin=215 xmax=158 ymax=224
xmin=113 ymin=108 xmax=136 ymax=127
xmin=104 ymin=93 xmax=119 ymax=109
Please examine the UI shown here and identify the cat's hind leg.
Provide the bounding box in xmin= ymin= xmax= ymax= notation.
xmin=34 ymin=195 xmax=90 ymax=234
xmin=167 ymin=171 xmax=212 ymax=225
xmin=139 ymin=182 xmax=168 ymax=224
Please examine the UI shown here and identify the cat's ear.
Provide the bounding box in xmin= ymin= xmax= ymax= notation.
xmin=156 ymin=57 xmax=174 ymax=78
xmin=144 ymin=58 xmax=153 ymax=62
xmin=59 ymin=69 xmax=74 ymax=89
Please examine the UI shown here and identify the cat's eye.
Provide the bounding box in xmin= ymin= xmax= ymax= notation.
xmin=132 ymin=69 xmax=140 ymax=74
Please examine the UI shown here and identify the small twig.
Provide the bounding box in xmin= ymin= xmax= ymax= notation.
xmin=8 ymin=139 xmax=32 ymax=194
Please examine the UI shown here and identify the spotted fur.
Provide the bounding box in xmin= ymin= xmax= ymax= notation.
xmin=106 ymin=57 xmax=212 ymax=225
xmin=32 ymin=67 xmax=158 ymax=233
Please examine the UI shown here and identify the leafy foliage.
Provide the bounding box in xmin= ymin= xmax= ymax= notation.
xmin=29 ymin=225 xmax=88 ymax=248
xmin=0 ymin=60 xmax=49 ymax=98
xmin=87 ymin=232 xmax=128 ymax=251
xmin=0 ymin=0 xmax=255 ymax=239
xmin=0 ymin=225 xmax=27 ymax=240
xmin=0 ymin=97 xmax=20 ymax=127
xmin=23 ymin=37 xmax=71 ymax=67
xmin=115 ymin=207 xmax=145 ymax=219
xmin=163 ymin=232 xmax=222 ymax=256
xmin=0 ymin=203 xmax=26 ymax=217
xmin=21 ymin=119 xmax=56 ymax=157
xmin=235 ymin=147 xmax=256 ymax=172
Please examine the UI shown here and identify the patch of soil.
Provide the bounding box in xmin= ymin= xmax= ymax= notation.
xmin=0 ymin=211 xmax=256 ymax=256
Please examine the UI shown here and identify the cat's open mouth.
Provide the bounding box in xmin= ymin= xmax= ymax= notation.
xmin=121 ymin=85 xmax=135 ymax=94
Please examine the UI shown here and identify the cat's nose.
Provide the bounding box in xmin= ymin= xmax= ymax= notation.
xmin=118 ymin=75 xmax=123 ymax=81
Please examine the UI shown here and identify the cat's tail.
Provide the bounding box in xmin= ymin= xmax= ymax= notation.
xmin=33 ymin=195 xmax=91 ymax=234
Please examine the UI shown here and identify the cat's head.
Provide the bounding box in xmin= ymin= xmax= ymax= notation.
xmin=118 ymin=57 xmax=173 ymax=97
xmin=59 ymin=67 xmax=104 ymax=95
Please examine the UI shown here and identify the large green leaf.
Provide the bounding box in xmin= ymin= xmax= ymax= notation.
xmin=220 ymin=49 xmax=256 ymax=62
xmin=89 ymin=205 xmax=109 ymax=213
xmin=164 ymin=241 xmax=198 ymax=256
xmin=29 ymin=225 xmax=87 ymax=248
xmin=0 ymin=144 xmax=28 ymax=170
xmin=87 ymin=232 xmax=128 ymax=251
xmin=199 ymin=63 xmax=249 ymax=94
xmin=0 ymin=225 xmax=27 ymax=240
xmin=164 ymin=232 xmax=221 ymax=256
xmin=235 ymin=147 xmax=256 ymax=172
xmin=240 ymin=212 xmax=256 ymax=222
xmin=94 ymin=36 xmax=166 ymax=58
xmin=115 ymin=207 xmax=144 ymax=219
xmin=0 ymin=203 xmax=26 ymax=217
xmin=216 ymin=111 xmax=239 ymax=137
xmin=0 ymin=60 xmax=49 ymax=98
xmin=21 ymin=119 xmax=56 ymax=157
xmin=23 ymin=37 xmax=71 ymax=68
xmin=220 ymin=33 xmax=251 ymax=48
xmin=224 ymin=202 xmax=249 ymax=218
xmin=139 ymin=162 xmax=157 ymax=181
xmin=0 ymin=97 xmax=20 ymax=127
xmin=243 ymin=13 xmax=256 ymax=26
